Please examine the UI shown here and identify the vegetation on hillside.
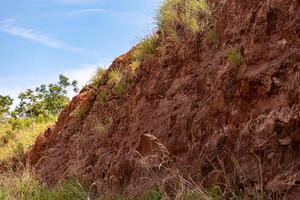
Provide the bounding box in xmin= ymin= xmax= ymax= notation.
xmin=157 ymin=0 xmax=212 ymax=40
xmin=0 ymin=0 xmax=277 ymax=199
xmin=0 ymin=75 xmax=79 ymax=199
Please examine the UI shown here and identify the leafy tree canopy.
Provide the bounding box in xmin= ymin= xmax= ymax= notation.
xmin=12 ymin=75 xmax=78 ymax=118
xmin=0 ymin=95 xmax=13 ymax=119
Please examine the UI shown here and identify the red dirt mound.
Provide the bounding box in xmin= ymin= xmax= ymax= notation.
xmin=28 ymin=0 xmax=300 ymax=198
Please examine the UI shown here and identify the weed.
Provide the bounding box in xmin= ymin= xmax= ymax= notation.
xmin=157 ymin=0 xmax=212 ymax=39
xmin=130 ymin=34 xmax=159 ymax=71
xmin=182 ymin=191 xmax=200 ymax=200
xmin=90 ymin=67 xmax=107 ymax=89
xmin=108 ymin=68 xmax=123 ymax=87
xmin=130 ymin=60 xmax=141 ymax=74
xmin=97 ymin=91 xmax=108 ymax=105
xmin=93 ymin=118 xmax=107 ymax=135
xmin=95 ymin=123 xmax=107 ymax=135
xmin=140 ymin=187 xmax=162 ymax=200
xmin=205 ymin=29 xmax=218 ymax=44
xmin=113 ymin=82 xmax=126 ymax=96
xmin=74 ymin=105 xmax=88 ymax=120
xmin=228 ymin=48 xmax=243 ymax=67
xmin=108 ymin=68 xmax=132 ymax=96
xmin=0 ymin=170 xmax=90 ymax=200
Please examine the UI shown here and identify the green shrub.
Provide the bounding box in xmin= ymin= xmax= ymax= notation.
xmin=228 ymin=48 xmax=243 ymax=67
xmin=8 ymin=118 xmax=33 ymax=130
xmin=0 ymin=120 xmax=54 ymax=161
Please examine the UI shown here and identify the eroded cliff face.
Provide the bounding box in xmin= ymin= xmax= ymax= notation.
xmin=28 ymin=0 xmax=300 ymax=198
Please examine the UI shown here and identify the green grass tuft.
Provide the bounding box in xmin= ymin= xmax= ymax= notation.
xmin=90 ymin=67 xmax=107 ymax=89
xmin=74 ymin=105 xmax=88 ymax=120
xmin=205 ymin=29 xmax=218 ymax=44
xmin=108 ymin=68 xmax=133 ymax=96
xmin=130 ymin=34 xmax=159 ymax=72
xmin=108 ymin=68 xmax=123 ymax=87
xmin=0 ymin=170 xmax=90 ymax=200
xmin=228 ymin=48 xmax=244 ymax=67
xmin=97 ymin=91 xmax=108 ymax=105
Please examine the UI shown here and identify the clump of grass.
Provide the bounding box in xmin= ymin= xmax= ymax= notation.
xmin=90 ymin=67 xmax=107 ymax=89
xmin=157 ymin=0 xmax=212 ymax=39
xmin=0 ymin=170 xmax=90 ymax=200
xmin=92 ymin=117 xmax=108 ymax=135
xmin=133 ymin=35 xmax=159 ymax=60
xmin=97 ymin=91 xmax=108 ymax=105
xmin=205 ymin=29 xmax=218 ymax=44
xmin=228 ymin=48 xmax=244 ymax=67
xmin=108 ymin=67 xmax=132 ymax=96
xmin=113 ymin=83 xmax=126 ymax=96
xmin=108 ymin=68 xmax=123 ymax=87
xmin=140 ymin=187 xmax=162 ymax=200
xmin=130 ymin=60 xmax=141 ymax=73
xmin=108 ymin=68 xmax=125 ymax=96
xmin=130 ymin=34 xmax=159 ymax=72
xmin=74 ymin=105 xmax=88 ymax=120
xmin=94 ymin=123 xmax=107 ymax=135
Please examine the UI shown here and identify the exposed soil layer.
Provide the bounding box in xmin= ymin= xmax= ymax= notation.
xmin=28 ymin=0 xmax=300 ymax=198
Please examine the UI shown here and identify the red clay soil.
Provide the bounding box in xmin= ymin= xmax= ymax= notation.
xmin=28 ymin=0 xmax=300 ymax=198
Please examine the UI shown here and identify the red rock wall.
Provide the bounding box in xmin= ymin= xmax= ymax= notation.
xmin=28 ymin=0 xmax=300 ymax=198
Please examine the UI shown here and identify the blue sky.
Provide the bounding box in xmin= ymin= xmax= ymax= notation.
xmin=0 ymin=0 xmax=160 ymax=104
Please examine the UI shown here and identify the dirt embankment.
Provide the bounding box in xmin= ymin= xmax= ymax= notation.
xmin=28 ymin=0 xmax=300 ymax=198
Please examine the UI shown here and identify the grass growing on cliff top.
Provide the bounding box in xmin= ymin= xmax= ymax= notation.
xmin=156 ymin=0 xmax=212 ymax=39
xmin=129 ymin=34 xmax=158 ymax=74
xmin=131 ymin=35 xmax=159 ymax=62
xmin=90 ymin=67 xmax=107 ymax=89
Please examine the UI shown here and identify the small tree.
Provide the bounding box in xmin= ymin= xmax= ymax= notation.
xmin=0 ymin=95 xmax=13 ymax=120
xmin=13 ymin=75 xmax=78 ymax=118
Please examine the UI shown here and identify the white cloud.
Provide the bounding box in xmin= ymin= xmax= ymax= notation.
xmin=0 ymin=18 xmax=86 ymax=53
xmin=64 ymin=60 xmax=111 ymax=87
